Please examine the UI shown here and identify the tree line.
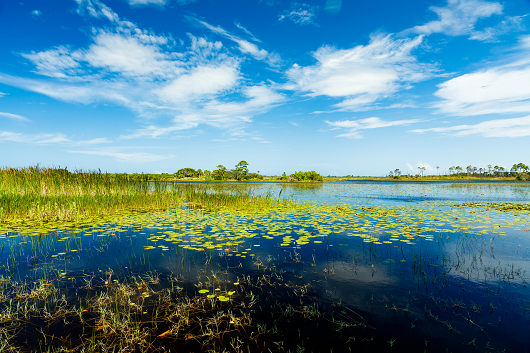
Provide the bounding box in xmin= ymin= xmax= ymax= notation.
xmin=388 ymin=163 xmax=530 ymax=180
xmin=174 ymin=161 xmax=324 ymax=182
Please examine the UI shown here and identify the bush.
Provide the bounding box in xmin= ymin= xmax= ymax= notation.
xmin=243 ymin=173 xmax=263 ymax=181
xmin=516 ymin=173 xmax=530 ymax=181
xmin=289 ymin=171 xmax=323 ymax=182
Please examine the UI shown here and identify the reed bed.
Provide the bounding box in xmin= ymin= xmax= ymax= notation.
xmin=0 ymin=167 xmax=289 ymax=231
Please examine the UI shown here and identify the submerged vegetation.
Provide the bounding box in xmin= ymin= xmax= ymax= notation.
xmin=1 ymin=167 xmax=529 ymax=352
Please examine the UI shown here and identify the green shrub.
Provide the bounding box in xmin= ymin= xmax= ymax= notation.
xmin=290 ymin=171 xmax=323 ymax=182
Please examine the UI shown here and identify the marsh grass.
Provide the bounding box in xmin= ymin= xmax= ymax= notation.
xmin=0 ymin=167 xmax=289 ymax=232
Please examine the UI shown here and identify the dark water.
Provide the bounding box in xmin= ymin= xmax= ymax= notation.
xmin=1 ymin=181 xmax=530 ymax=352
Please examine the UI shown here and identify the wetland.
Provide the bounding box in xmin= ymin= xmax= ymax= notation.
xmin=1 ymin=168 xmax=530 ymax=352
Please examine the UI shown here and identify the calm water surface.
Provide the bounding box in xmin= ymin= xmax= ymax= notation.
xmin=2 ymin=181 xmax=530 ymax=352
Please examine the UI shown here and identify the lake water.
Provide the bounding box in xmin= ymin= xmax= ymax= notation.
xmin=1 ymin=181 xmax=530 ymax=352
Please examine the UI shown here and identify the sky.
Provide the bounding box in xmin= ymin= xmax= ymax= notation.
xmin=1 ymin=0 xmax=530 ymax=176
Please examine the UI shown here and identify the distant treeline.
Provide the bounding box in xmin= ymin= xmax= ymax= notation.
xmin=119 ymin=161 xmax=324 ymax=182
xmin=388 ymin=163 xmax=530 ymax=180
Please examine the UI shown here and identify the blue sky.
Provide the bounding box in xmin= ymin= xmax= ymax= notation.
xmin=1 ymin=0 xmax=530 ymax=175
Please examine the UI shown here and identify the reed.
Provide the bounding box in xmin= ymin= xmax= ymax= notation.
xmin=0 ymin=166 xmax=288 ymax=230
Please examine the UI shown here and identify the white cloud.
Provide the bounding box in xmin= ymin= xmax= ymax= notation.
xmin=326 ymin=117 xmax=421 ymax=138
xmin=75 ymin=137 xmax=112 ymax=145
xmin=189 ymin=17 xmax=282 ymax=66
xmin=0 ymin=131 xmax=70 ymax=144
xmin=279 ymin=3 xmax=319 ymax=26
xmin=0 ymin=131 xmax=112 ymax=145
xmin=410 ymin=0 xmax=503 ymax=38
xmin=155 ymin=65 xmax=239 ymax=104
xmin=0 ymin=112 xmax=30 ymax=121
xmin=0 ymin=92 xmax=6 ymax=97
xmin=286 ymin=34 xmax=435 ymax=111
xmin=234 ymin=22 xmax=261 ymax=42
xmin=83 ymin=30 xmax=174 ymax=78
xmin=31 ymin=10 xmax=42 ymax=18
xmin=203 ymin=85 xmax=285 ymax=116
xmin=120 ymin=124 xmax=196 ymax=139
xmin=67 ymin=149 xmax=175 ymax=163
xmin=126 ymin=0 xmax=167 ymax=6
xmin=74 ymin=0 xmax=121 ymax=23
xmin=470 ymin=15 xmax=526 ymax=41
xmin=21 ymin=47 xmax=82 ymax=78
xmin=0 ymin=73 xmax=104 ymax=104
xmin=433 ymin=35 xmax=530 ymax=116
xmin=410 ymin=115 xmax=530 ymax=138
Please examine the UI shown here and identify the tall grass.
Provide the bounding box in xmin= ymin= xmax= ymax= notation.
xmin=0 ymin=166 xmax=287 ymax=229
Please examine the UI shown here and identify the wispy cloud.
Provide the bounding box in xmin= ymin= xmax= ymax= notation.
xmin=0 ymin=131 xmax=70 ymax=144
xmin=0 ymin=92 xmax=6 ymax=97
xmin=188 ymin=16 xmax=282 ymax=66
xmin=286 ymin=33 xmax=435 ymax=111
xmin=406 ymin=0 xmax=524 ymax=41
xmin=326 ymin=117 xmax=421 ymax=138
xmin=0 ymin=131 xmax=111 ymax=145
xmin=31 ymin=10 xmax=42 ymax=18
xmin=0 ymin=112 xmax=31 ymax=121
xmin=433 ymin=35 xmax=530 ymax=116
xmin=279 ymin=3 xmax=319 ymax=26
xmin=409 ymin=0 xmax=502 ymax=37
xmin=125 ymin=0 xmax=167 ymax=6
xmin=410 ymin=115 xmax=530 ymax=138
xmin=234 ymin=22 xmax=261 ymax=42
xmin=74 ymin=137 xmax=112 ymax=145
xmin=470 ymin=15 xmax=526 ymax=41
xmin=67 ymin=149 xmax=175 ymax=163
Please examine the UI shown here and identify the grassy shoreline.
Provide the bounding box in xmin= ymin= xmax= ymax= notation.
xmin=0 ymin=167 xmax=290 ymax=232
xmin=132 ymin=175 xmax=523 ymax=182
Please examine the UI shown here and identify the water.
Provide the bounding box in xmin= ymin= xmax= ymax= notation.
xmin=1 ymin=181 xmax=530 ymax=352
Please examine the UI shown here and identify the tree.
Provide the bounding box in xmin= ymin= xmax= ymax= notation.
xmin=233 ymin=160 xmax=249 ymax=181
xmin=418 ymin=166 xmax=426 ymax=177
xmin=448 ymin=167 xmax=454 ymax=175
xmin=436 ymin=166 xmax=440 ymax=175
xmin=177 ymin=168 xmax=197 ymax=178
xmin=487 ymin=164 xmax=492 ymax=176
xmin=394 ymin=169 xmax=401 ymax=177
xmin=235 ymin=160 xmax=249 ymax=174
xmin=212 ymin=165 xmax=228 ymax=180
xmin=389 ymin=171 xmax=394 ymax=178
xmin=455 ymin=166 xmax=463 ymax=175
